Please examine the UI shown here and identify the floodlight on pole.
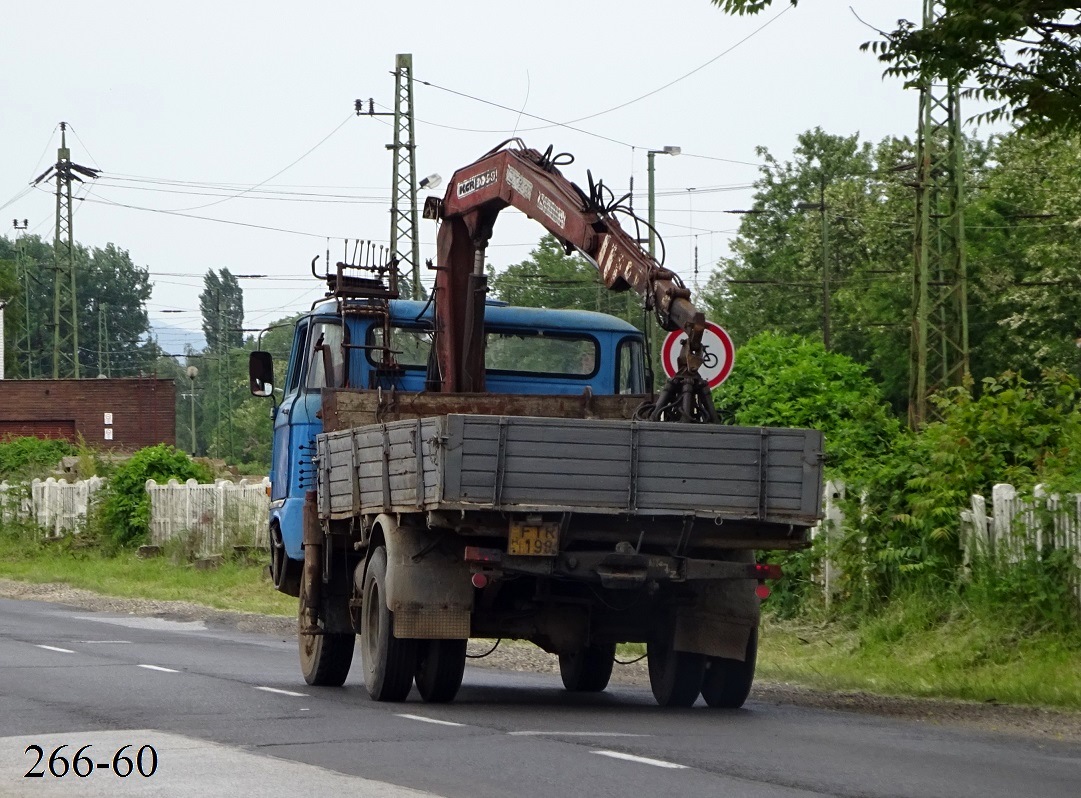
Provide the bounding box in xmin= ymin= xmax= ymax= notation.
xmin=419 ymin=173 xmax=442 ymax=190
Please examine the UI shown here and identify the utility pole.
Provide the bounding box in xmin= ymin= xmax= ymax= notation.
xmin=12 ymin=219 xmax=32 ymax=377
xmin=909 ymin=0 xmax=969 ymax=427
xmin=32 ymin=122 xmax=99 ymax=379
xmin=97 ymin=302 xmax=110 ymax=377
xmin=358 ymin=54 xmax=427 ymax=299
xmin=797 ymin=175 xmax=831 ymax=351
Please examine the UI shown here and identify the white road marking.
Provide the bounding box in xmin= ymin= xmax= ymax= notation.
xmin=509 ymin=731 xmax=650 ymax=737
xmin=137 ymin=663 xmax=179 ymax=673
xmin=254 ymin=685 xmax=309 ymax=697
xmin=35 ymin=644 xmax=75 ymax=653
xmin=74 ymin=639 xmax=133 ymax=644
xmin=396 ymin=714 xmax=465 ymax=727
xmin=71 ymin=614 xmax=208 ymax=632
xmin=592 ymin=750 xmax=688 ymax=769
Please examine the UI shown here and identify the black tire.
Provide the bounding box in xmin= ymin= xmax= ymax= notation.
xmin=298 ymin=570 xmax=355 ymax=687
xmin=361 ymin=546 xmax=417 ymax=702
xmin=559 ymin=642 xmax=616 ymax=692
xmin=414 ymin=639 xmax=467 ymax=703
xmin=270 ymin=524 xmax=301 ymax=597
xmin=701 ymin=627 xmax=758 ymax=709
xmin=647 ymin=638 xmax=705 ymax=707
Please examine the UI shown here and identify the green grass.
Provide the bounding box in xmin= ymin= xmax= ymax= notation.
xmin=758 ymin=611 xmax=1081 ymax=710
xmin=0 ymin=532 xmax=295 ymax=617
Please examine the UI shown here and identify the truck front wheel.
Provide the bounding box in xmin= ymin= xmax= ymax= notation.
xmin=361 ymin=546 xmax=417 ymax=702
xmin=647 ymin=638 xmax=704 ymax=707
xmin=701 ymin=626 xmax=758 ymax=709
xmin=298 ymin=572 xmax=355 ymax=687
xmin=559 ymin=643 xmax=616 ymax=692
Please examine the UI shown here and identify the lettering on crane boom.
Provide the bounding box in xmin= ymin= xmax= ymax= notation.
xmin=536 ymin=192 xmax=566 ymax=229
xmin=505 ymin=166 xmax=533 ymax=200
xmin=457 ymin=168 xmax=499 ymax=199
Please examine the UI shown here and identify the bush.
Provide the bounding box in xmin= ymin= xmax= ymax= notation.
xmin=97 ymin=445 xmax=213 ymax=549
xmin=712 ymin=332 xmax=901 ymax=475
xmin=847 ymin=370 xmax=1081 ymax=613
xmin=0 ymin=437 xmax=75 ymax=481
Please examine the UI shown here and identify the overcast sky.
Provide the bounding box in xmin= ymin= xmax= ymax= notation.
xmin=1 ymin=0 xmax=943 ymax=353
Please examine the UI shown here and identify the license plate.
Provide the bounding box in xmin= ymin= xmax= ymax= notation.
xmin=508 ymin=521 xmax=559 ymax=556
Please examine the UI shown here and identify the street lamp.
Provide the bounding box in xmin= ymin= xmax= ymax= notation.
xmin=796 ymin=176 xmax=831 ymax=350
xmin=647 ymin=146 xmax=681 ymax=259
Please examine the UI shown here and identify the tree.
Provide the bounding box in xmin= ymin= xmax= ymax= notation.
xmin=701 ymin=128 xmax=916 ymax=407
xmin=490 ymin=234 xmax=640 ymax=324
xmin=963 ymin=131 xmax=1081 ymax=378
xmin=0 ymin=235 xmax=158 ymax=378
xmin=711 ymin=1 xmax=1081 ymax=133
xmin=199 ymin=268 xmax=244 ymax=353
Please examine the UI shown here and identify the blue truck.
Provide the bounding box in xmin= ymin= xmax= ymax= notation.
xmin=250 ymin=142 xmax=824 ymax=708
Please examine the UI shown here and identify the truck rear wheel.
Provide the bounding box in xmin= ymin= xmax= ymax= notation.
xmin=361 ymin=546 xmax=417 ymax=702
xmin=647 ymin=638 xmax=704 ymax=707
xmin=298 ymin=571 xmax=355 ymax=687
xmin=414 ymin=639 xmax=467 ymax=703
xmin=701 ymin=626 xmax=758 ymax=709
xmin=559 ymin=642 xmax=616 ymax=692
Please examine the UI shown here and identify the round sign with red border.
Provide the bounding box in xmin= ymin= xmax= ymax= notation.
xmin=661 ymin=321 xmax=734 ymax=389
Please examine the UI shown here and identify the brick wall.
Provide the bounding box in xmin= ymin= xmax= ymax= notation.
xmin=0 ymin=378 xmax=176 ymax=451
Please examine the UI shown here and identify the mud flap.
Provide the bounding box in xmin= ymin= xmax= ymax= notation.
xmin=673 ymin=576 xmax=760 ymax=661
xmin=373 ymin=514 xmax=473 ymax=639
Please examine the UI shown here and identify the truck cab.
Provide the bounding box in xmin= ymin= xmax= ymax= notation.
xmin=266 ymin=298 xmax=646 ymax=565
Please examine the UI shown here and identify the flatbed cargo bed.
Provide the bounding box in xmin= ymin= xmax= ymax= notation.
xmin=317 ymin=414 xmax=823 ymax=527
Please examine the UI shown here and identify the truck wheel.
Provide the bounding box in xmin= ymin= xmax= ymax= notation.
xmin=559 ymin=642 xmax=616 ymax=692
xmin=414 ymin=639 xmax=467 ymax=703
xmin=701 ymin=627 xmax=758 ymax=709
xmin=361 ymin=546 xmax=417 ymax=702
xmin=298 ymin=575 xmax=355 ymax=687
xmin=270 ymin=523 xmax=301 ymax=597
xmin=647 ymin=638 xmax=704 ymax=707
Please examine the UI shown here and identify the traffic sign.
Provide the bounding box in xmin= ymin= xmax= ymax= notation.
xmin=661 ymin=321 xmax=734 ymax=389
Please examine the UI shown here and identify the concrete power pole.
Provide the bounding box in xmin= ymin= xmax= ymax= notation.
xmin=32 ymin=122 xmax=99 ymax=379
xmin=908 ymin=0 xmax=969 ymax=427
xmin=12 ymin=219 xmax=32 ymax=377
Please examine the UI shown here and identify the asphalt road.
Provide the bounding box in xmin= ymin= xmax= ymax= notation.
xmin=1 ymin=596 xmax=1078 ymax=798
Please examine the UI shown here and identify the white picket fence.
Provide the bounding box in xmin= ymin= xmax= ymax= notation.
xmin=961 ymin=483 xmax=1081 ymax=604
xmin=0 ymin=477 xmax=106 ymax=537
xmin=146 ymin=478 xmax=271 ymax=556
xmin=0 ymin=476 xmax=270 ymax=556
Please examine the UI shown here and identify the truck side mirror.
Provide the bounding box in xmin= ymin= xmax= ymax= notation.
xmin=249 ymin=351 xmax=274 ymax=397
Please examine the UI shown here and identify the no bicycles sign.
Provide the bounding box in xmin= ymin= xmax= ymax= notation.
xmin=661 ymin=321 xmax=734 ymax=390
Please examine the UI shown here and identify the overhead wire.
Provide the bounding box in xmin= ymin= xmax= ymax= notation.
xmin=407 ymin=1 xmax=790 ymax=157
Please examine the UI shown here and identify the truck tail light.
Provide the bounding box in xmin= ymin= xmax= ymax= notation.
xmin=754 ymin=563 xmax=783 ymax=580
xmin=471 ymin=573 xmax=489 ymax=589
xmin=755 ymin=583 xmax=772 ymax=599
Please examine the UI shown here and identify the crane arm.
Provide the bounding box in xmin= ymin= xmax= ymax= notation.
xmin=427 ymin=141 xmax=716 ymax=422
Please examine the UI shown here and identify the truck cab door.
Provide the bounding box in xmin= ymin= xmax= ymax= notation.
xmin=271 ymin=317 xmax=347 ymax=559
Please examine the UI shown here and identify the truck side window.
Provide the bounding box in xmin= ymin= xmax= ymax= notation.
xmin=304 ymin=321 xmax=346 ymax=390
xmin=285 ymin=321 xmax=309 ymax=396
xmin=616 ymin=337 xmax=645 ymax=394
xmin=485 ymin=332 xmax=598 ymax=377
xmin=368 ymin=325 xmax=431 ymax=368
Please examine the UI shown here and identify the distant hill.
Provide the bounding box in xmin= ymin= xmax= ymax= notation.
xmin=149 ymin=320 xmax=206 ymax=356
